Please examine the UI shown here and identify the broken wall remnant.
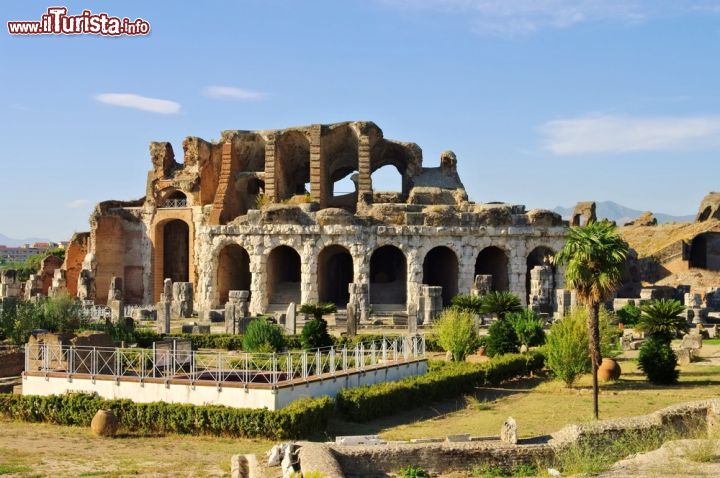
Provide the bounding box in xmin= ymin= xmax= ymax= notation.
xmin=570 ymin=201 xmax=596 ymax=227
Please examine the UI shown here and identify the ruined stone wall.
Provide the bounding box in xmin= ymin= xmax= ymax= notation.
xmin=62 ymin=232 xmax=90 ymax=298
xmin=196 ymin=223 xmax=566 ymax=314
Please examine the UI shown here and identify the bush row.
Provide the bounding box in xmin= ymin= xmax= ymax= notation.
xmin=0 ymin=393 xmax=332 ymax=440
xmin=336 ymin=351 xmax=545 ymax=422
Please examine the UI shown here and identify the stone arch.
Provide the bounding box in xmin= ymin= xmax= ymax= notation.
xmin=275 ymin=131 xmax=311 ymax=202
xmin=369 ymin=245 xmax=407 ymax=306
xmin=526 ymin=246 xmax=556 ymax=307
xmin=160 ymin=219 xmax=190 ymax=283
xmin=689 ymin=232 xmax=720 ymax=271
xmin=216 ymin=244 xmax=251 ymax=305
xmin=317 ymin=245 xmax=354 ymax=306
xmin=323 ymin=124 xmax=360 ymax=211
xmin=475 ymin=246 xmax=509 ymax=292
xmin=266 ymin=245 xmax=302 ymax=305
xmin=422 ymin=246 xmax=459 ymax=306
xmin=158 ymin=188 xmax=189 ymax=208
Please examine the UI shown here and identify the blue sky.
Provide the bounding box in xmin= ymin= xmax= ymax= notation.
xmin=2 ymin=0 xmax=720 ymax=240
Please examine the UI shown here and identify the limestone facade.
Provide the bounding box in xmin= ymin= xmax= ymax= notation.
xmin=74 ymin=121 xmax=567 ymax=315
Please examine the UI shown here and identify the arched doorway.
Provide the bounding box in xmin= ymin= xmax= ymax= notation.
xmin=475 ymin=246 xmax=509 ymax=292
xmin=690 ymin=232 xmax=720 ymax=271
xmin=162 ymin=220 xmax=189 ymax=283
xmin=370 ymin=245 xmax=407 ymax=306
xmin=217 ymin=244 xmax=251 ymax=305
xmin=318 ymin=245 xmax=354 ymax=306
xmin=423 ymin=246 xmax=458 ymax=306
xmin=266 ymin=245 xmax=301 ymax=304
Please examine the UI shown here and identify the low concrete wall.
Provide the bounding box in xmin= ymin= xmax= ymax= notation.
xmin=317 ymin=399 xmax=720 ymax=476
xmin=22 ymin=359 xmax=428 ymax=410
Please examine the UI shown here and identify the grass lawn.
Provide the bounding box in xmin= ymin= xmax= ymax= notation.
xmin=329 ymin=345 xmax=720 ymax=441
xmin=0 ymin=421 xmax=274 ymax=478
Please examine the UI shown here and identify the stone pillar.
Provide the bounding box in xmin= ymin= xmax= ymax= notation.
xmin=346 ymin=301 xmax=358 ymax=337
xmin=0 ymin=269 xmax=20 ymax=299
xmin=422 ymin=285 xmax=443 ymax=325
xmin=48 ymin=269 xmax=68 ymax=298
xmin=171 ymin=282 xmax=193 ymax=319
xmin=24 ymin=274 xmax=42 ymax=300
xmin=554 ymin=288 xmax=576 ymax=319
xmin=285 ymin=302 xmax=297 ymax=335
xmin=407 ymin=303 xmax=418 ymax=335
xmin=357 ymin=133 xmax=372 ymax=204
xmin=348 ymin=283 xmax=369 ymax=322
xmin=106 ymin=276 xmax=123 ymax=323
xmin=309 ymin=124 xmax=324 ymax=206
xmin=263 ymin=134 xmax=277 ymax=202
xmin=77 ymin=269 xmax=96 ymax=302
xmin=470 ymin=275 xmax=492 ymax=297
xmin=529 ymin=265 xmax=554 ymax=314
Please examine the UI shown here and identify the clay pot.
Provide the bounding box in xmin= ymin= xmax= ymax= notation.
xmin=597 ymin=358 xmax=621 ymax=382
xmin=477 ymin=346 xmax=486 ymax=357
xmin=91 ymin=409 xmax=119 ymax=437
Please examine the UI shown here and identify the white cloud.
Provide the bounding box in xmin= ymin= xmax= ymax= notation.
xmin=66 ymin=199 xmax=90 ymax=209
xmin=95 ymin=93 xmax=180 ymax=114
xmin=540 ymin=114 xmax=720 ymax=155
xmin=203 ymin=86 xmax=268 ymax=101
xmin=378 ymin=0 xmax=719 ymax=36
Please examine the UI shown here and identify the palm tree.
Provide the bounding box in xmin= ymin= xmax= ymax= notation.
xmin=480 ymin=291 xmax=522 ymax=319
xmin=554 ymin=221 xmax=629 ymax=419
xmin=637 ymin=299 xmax=687 ymax=343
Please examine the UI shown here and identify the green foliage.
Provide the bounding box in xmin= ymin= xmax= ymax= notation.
xmin=0 ymin=393 xmax=332 ymax=439
xmin=617 ymin=304 xmax=642 ymax=326
xmin=450 ymin=294 xmax=483 ymax=315
xmin=637 ymin=299 xmax=688 ymax=343
xmin=638 ymin=336 xmax=679 ymax=385
xmin=485 ymin=319 xmax=520 ymax=357
xmin=507 ymin=309 xmax=546 ymax=347
xmin=471 ymin=463 xmax=538 ymax=477
xmin=434 ymin=308 xmax=480 ymax=361
xmin=335 ymin=352 xmax=544 ymax=422
xmin=299 ymin=302 xmax=337 ymax=321
xmin=242 ymin=319 xmax=285 ymax=352
xmin=0 ymin=248 xmax=65 ymax=282
xmin=398 ymin=465 xmax=430 ymax=478
xmin=301 ymin=318 xmax=333 ymax=350
xmin=0 ymin=294 xmax=86 ymax=345
xmin=554 ymin=221 xmax=629 ymax=305
xmin=544 ymin=310 xmax=590 ymax=386
xmin=480 ymin=291 xmax=522 ymax=319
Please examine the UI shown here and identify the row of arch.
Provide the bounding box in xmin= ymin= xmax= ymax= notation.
xmin=212 ymin=243 xmax=556 ymax=308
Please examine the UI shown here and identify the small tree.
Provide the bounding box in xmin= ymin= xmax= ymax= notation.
xmin=242 ymin=318 xmax=285 ymax=352
xmin=638 ymin=337 xmax=679 ymax=384
xmin=299 ymin=302 xmax=337 ymax=321
xmin=485 ymin=319 xmax=520 ymax=357
xmin=301 ymin=318 xmax=333 ymax=350
xmin=545 ymin=310 xmax=590 ymax=386
xmin=449 ymin=294 xmax=483 ymax=315
xmin=507 ymin=309 xmax=546 ymax=348
xmin=637 ymin=299 xmax=687 ymax=342
xmin=434 ymin=309 xmax=480 ymax=361
xmin=480 ymin=291 xmax=522 ymax=319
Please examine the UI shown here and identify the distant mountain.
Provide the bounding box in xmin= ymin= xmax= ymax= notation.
xmin=552 ymin=201 xmax=695 ymax=225
xmin=0 ymin=233 xmax=52 ymax=247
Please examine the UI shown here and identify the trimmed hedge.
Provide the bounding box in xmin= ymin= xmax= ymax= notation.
xmin=0 ymin=393 xmax=332 ymax=440
xmin=336 ymin=351 xmax=544 ymax=422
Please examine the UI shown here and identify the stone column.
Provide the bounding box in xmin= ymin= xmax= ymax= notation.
xmin=49 ymin=269 xmax=68 ymax=298
xmin=346 ymin=301 xmax=358 ymax=337
xmin=529 ymin=265 xmax=554 ymax=314
xmin=285 ymin=302 xmax=297 ymax=335
xmin=309 ymin=124 xmax=324 ymax=206
xmin=356 ymin=133 xmax=372 ymax=206
xmin=0 ymin=269 xmax=20 ymax=299
xmin=407 ymin=303 xmax=418 ymax=335
xmin=157 ymin=278 xmax=172 ymax=334
xmin=171 ymin=282 xmax=193 ymax=319
xmin=422 ymin=285 xmax=443 ymax=325
xmin=471 ymin=275 xmax=492 ymax=297
xmin=108 ymin=276 xmax=123 ymax=323
xmin=348 ymin=283 xmax=369 ymax=322
xmin=77 ymin=269 xmax=96 ymax=302
xmin=263 ymin=134 xmax=277 ymax=202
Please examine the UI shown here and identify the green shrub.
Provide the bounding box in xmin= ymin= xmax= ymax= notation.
xmin=0 ymin=295 xmax=87 ymax=345
xmin=485 ymin=319 xmax=520 ymax=357
xmin=480 ymin=291 xmax=522 ymax=319
xmin=0 ymin=393 xmax=331 ymax=439
xmin=301 ymin=318 xmax=332 ymax=350
xmin=544 ymin=310 xmax=590 ymax=386
xmin=299 ymin=302 xmax=337 ymax=321
xmin=398 ymin=465 xmax=430 ymax=478
xmin=638 ymin=337 xmax=679 ymax=385
xmin=507 ymin=310 xmax=546 ymax=347
xmin=242 ymin=319 xmax=285 ymax=352
xmin=434 ymin=308 xmax=479 ymax=361
xmin=617 ymin=304 xmax=641 ymax=326
xmin=637 ymin=299 xmax=688 ymax=343
xmin=450 ymin=294 xmax=483 ymax=315
xmin=336 ymin=352 xmax=544 ymax=422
